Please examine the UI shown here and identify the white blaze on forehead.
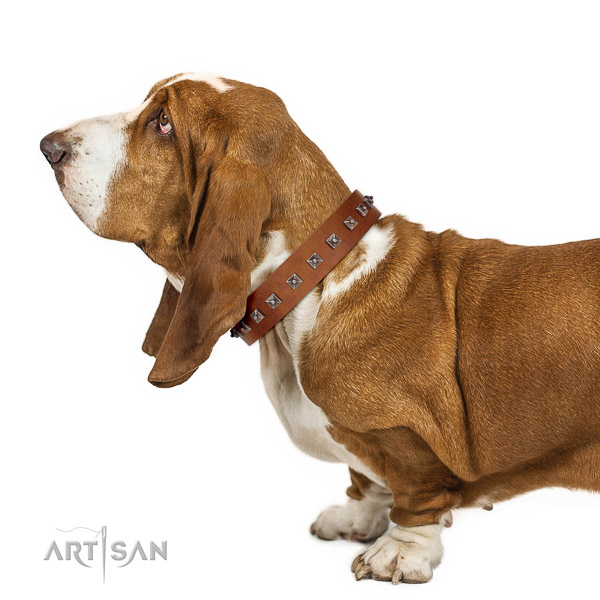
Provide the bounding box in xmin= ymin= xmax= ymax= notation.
xmin=58 ymin=113 xmax=128 ymax=232
xmin=123 ymin=73 xmax=231 ymax=120
xmin=160 ymin=72 xmax=233 ymax=93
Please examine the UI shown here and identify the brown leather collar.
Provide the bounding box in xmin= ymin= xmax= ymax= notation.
xmin=231 ymin=190 xmax=381 ymax=345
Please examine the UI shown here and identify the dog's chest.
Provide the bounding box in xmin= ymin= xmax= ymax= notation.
xmin=259 ymin=309 xmax=385 ymax=486
xmin=260 ymin=329 xmax=341 ymax=463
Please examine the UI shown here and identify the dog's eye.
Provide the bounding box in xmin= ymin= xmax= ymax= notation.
xmin=157 ymin=111 xmax=172 ymax=136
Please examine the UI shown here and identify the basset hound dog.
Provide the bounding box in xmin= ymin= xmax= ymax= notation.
xmin=41 ymin=73 xmax=600 ymax=585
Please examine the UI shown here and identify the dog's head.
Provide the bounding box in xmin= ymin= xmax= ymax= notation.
xmin=41 ymin=73 xmax=348 ymax=387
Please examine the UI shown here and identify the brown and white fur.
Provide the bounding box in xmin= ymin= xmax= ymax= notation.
xmin=41 ymin=73 xmax=600 ymax=585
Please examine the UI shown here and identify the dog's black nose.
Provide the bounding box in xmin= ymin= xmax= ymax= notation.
xmin=40 ymin=133 xmax=71 ymax=165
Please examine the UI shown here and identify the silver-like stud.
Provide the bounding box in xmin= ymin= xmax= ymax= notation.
xmin=356 ymin=204 xmax=368 ymax=217
xmin=307 ymin=253 xmax=324 ymax=269
xmin=326 ymin=233 xmax=341 ymax=249
xmin=343 ymin=216 xmax=358 ymax=230
xmin=266 ymin=293 xmax=282 ymax=309
xmin=286 ymin=273 xmax=303 ymax=290
xmin=239 ymin=320 xmax=252 ymax=333
xmin=230 ymin=328 xmax=241 ymax=338
xmin=363 ymin=195 xmax=374 ymax=208
xmin=250 ymin=309 xmax=265 ymax=323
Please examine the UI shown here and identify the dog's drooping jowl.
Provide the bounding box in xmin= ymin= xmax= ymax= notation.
xmin=41 ymin=73 xmax=600 ymax=584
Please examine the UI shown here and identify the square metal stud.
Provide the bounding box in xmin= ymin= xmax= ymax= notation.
xmin=239 ymin=320 xmax=252 ymax=333
xmin=356 ymin=204 xmax=368 ymax=217
xmin=286 ymin=273 xmax=303 ymax=290
xmin=343 ymin=216 xmax=358 ymax=230
xmin=230 ymin=328 xmax=241 ymax=338
xmin=307 ymin=253 xmax=324 ymax=269
xmin=250 ymin=309 xmax=265 ymax=323
xmin=363 ymin=195 xmax=374 ymax=208
xmin=265 ymin=293 xmax=282 ymax=309
xmin=326 ymin=233 xmax=341 ymax=249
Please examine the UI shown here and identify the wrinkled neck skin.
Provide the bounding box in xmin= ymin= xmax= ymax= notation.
xmin=252 ymin=134 xmax=350 ymax=284
xmin=261 ymin=128 xmax=351 ymax=250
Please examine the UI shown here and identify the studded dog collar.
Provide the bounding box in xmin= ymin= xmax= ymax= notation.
xmin=230 ymin=190 xmax=381 ymax=345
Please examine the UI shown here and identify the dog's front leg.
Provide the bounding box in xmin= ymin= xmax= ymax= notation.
xmin=310 ymin=469 xmax=392 ymax=542
xmin=348 ymin=428 xmax=461 ymax=584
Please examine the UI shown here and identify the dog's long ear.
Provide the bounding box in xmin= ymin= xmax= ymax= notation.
xmin=148 ymin=159 xmax=270 ymax=388
xmin=142 ymin=280 xmax=180 ymax=358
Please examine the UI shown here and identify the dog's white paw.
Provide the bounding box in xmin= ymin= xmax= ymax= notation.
xmin=310 ymin=497 xmax=390 ymax=542
xmin=351 ymin=523 xmax=443 ymax=584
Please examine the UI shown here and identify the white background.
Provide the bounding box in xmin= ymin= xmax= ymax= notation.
xmin=1 ymin=1 xmax=599 ymax=598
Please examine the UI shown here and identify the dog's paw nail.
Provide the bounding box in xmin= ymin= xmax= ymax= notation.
xmin=351 ymin=554 xmax=364 ymax=573
xmin=355 ymin=563 xmax=371 ymax=581
xmin=352 ymin=555 xmax=372 ymax=581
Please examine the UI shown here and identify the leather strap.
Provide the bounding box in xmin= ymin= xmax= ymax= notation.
xmin=231 ymin=190 xmax=381 ymax=345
